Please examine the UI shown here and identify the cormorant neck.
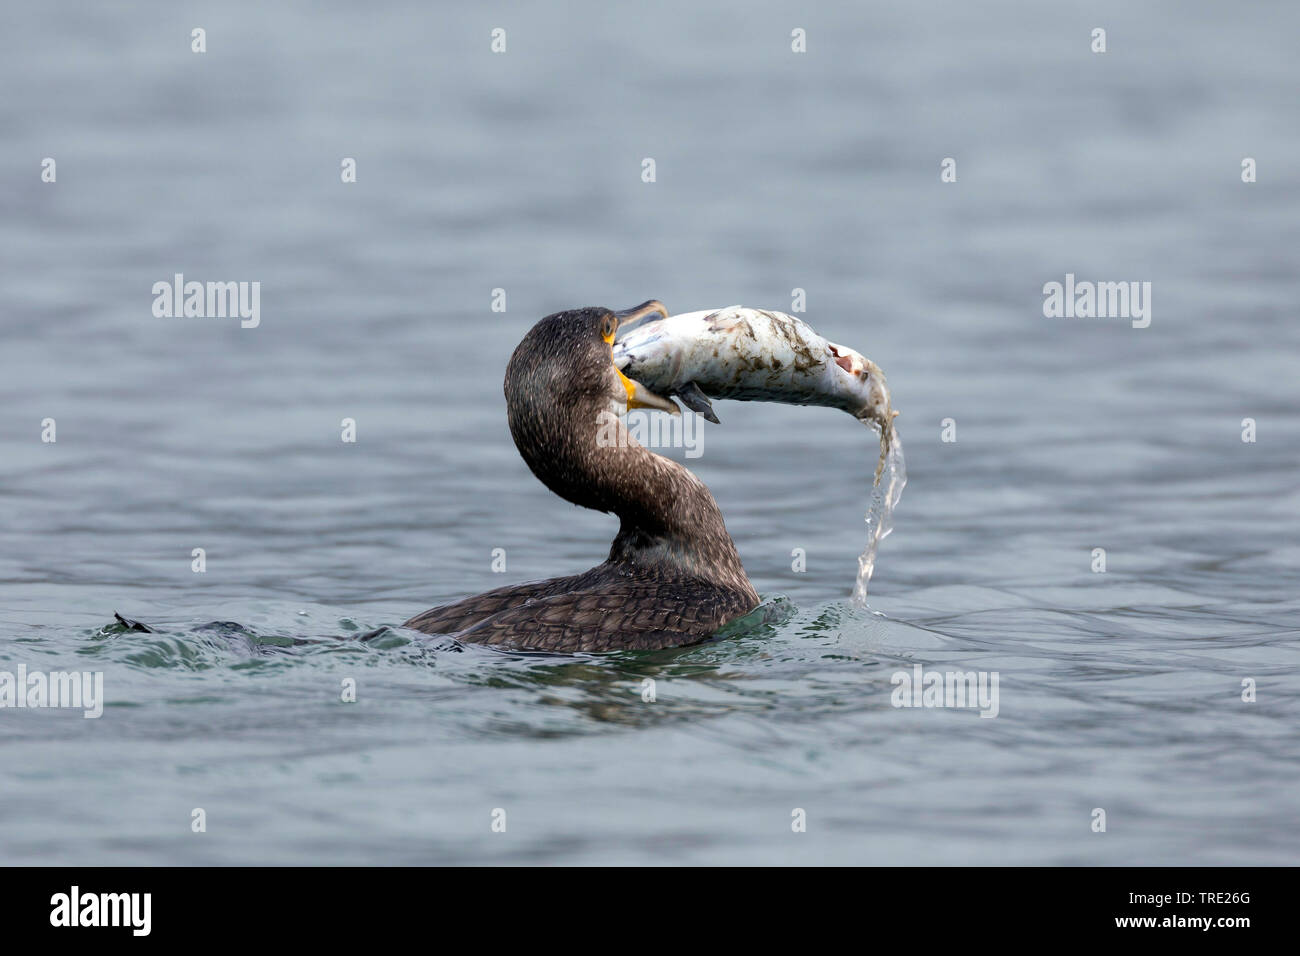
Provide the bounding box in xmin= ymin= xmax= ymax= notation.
xmin=511 ymin=400 xmax=751 ymax=589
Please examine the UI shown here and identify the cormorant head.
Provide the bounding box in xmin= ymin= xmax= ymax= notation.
xmin=504 ymin=301 xmax=679 ymax=508
xmin=505 ymin=301 xmax=678 ymax=422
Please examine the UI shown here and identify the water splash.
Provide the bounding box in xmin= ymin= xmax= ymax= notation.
xmin=852 ymin=425 xmax=906 ymax=607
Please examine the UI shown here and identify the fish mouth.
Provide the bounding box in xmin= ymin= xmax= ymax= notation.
xmin=610 ymin=300 xmax=679 ymax=414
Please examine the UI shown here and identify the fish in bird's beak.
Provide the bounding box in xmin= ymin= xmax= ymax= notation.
xmin=607 ymin=301 xmax=680 ymax=415
xmin=611 ymin=306 xmax=900 ymax=439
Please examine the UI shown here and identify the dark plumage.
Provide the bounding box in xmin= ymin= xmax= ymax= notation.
xmin=404 ymin=304 xmax=759 ymax=652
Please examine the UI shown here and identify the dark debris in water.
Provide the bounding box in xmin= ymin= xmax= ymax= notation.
xmin=113 ymin=611 xmax=154 ymax=633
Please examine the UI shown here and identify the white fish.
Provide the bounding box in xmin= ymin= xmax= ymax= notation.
xmin=613 ymin=305 xmax=898 ymax=443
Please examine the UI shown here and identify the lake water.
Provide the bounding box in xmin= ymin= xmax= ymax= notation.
xmin=1 ymin=0 xmax=1297 ymax=865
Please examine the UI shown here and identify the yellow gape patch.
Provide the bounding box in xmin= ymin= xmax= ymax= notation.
xmin=605 ymin=319 xmax=641 ymax=407
xmin=616 ymin=367 xmax=640 ymax=405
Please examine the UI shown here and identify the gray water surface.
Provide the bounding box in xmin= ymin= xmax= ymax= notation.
xmin=1 ymin=1 xmax=1297 ymax=865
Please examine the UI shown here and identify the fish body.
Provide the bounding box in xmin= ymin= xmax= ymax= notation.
xmin=613 ymin=306 xmax=895 ymax=434
xmin=612 ymin=303 xmax=905 ymax=601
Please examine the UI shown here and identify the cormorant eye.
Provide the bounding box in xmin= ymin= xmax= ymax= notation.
xmin=601 ymin=316 xmax=616 ymax=342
